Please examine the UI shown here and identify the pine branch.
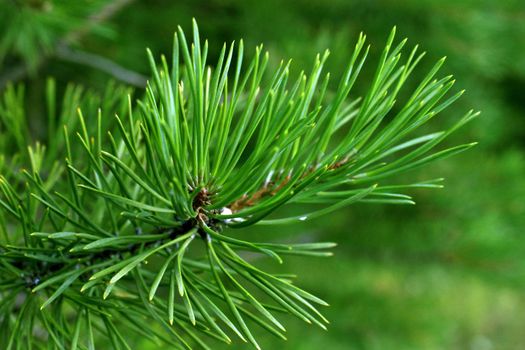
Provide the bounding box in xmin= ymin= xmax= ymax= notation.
xmin=0 ymin=20 xmax=477 ymax=349
xmin=55 ymin=45 xmax=147 ymax=87
xmin=61 ymin=0 xmax=136 ymax=45
xmin=0 ymin=0 xmax=138 ymax=89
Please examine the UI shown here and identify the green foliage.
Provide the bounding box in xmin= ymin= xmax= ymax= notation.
xmin=0 ymin=17 xmax=476 ymax=350
xmin=0 ymin=0 xmax=110 ymax=73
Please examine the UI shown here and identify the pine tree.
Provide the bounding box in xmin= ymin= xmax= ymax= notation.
xmin=0 ymin=18 xmax=477 ymax=349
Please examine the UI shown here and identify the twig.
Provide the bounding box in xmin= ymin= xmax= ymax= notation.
xmin=56 ymin=45 xmax=147 ymax=87
xmin=0 ymin=0 xmax=137 ymax=90
xmin=62 ymin=0 xmax=136 ymax=45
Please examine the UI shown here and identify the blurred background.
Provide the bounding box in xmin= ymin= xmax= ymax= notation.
xmin=1 ymin=0 xmax=524 ymax=349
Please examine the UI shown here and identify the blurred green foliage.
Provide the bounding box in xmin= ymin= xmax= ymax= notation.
xmin=1 ymin=0 xmax=524 ymax=348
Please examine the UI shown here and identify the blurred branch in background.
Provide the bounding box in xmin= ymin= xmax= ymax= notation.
xmin=0 ymin=0 xmax=145 ymax=89
xmin=55 ymin=45 xmax=147 ymax=86
xmin=62 ymin=0 xmax=135 ymax=44
xmin=0 ymin=65 xmax=28 ymax=90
